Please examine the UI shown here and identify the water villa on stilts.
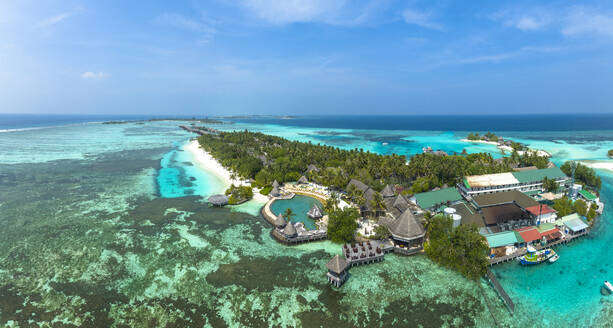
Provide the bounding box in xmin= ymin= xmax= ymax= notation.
xmin=326 ymin=255 xmax=349 ymax=287
xmin=307 ymin=204 xmax=323 ymax=219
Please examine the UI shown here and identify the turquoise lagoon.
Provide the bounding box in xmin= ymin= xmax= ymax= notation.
xmin=270 ymin=195 xmax=323 ymax=230
xmin=1 ymin=117 xmax=612 ymax=327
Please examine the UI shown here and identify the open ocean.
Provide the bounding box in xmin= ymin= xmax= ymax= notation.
xmin=1 ymin=113 xmax=613 ymax=327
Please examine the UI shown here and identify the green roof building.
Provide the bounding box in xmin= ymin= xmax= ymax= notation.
xmin=485 ymin=231 xmax=524 ymax=248
xmin=579 ymin=189 xmax=597 ymax=201
xmin=414 ymin=187 xmax=463 ymax=210
xmin=511 ymin=167 xmax=567 ymax=184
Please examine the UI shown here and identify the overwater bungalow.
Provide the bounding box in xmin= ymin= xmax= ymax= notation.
xmin=208 ymin=194 xmax=229 ymax=207
xmin=274 ymin=213 xmax=287 ymax=228
xmin=326 ymin=255 xmax=349 ymax=287
xmin=307 ymin=205 xmax=323 ymax=219
xmin=282 ymin=222 xmax=298 ymax=238
xmin=381 ymin=209 xmax=426 ymax=255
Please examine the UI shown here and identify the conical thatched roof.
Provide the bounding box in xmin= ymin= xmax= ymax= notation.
xmin=270 ymin=185 xmax=281 ymax=197
xmin=274 ymin=213 xmax=286 ymax=228
xmin=307 ymin=164 xmax=320 ymax=173
xmin=387 ymin=209 xmax=425 ymax=241
xmin=346 ymin=179 xmax=369 ymax=194
xmin=392 ymin=194 xmax=410 ymax=212
xmin=298 ymin=175 xmax=308 ymax=184
xmin=326 ymin=255 xmax=348 ymax=274
xmin=283 ymin=222 xmax=297 ymax=237
xmin=272 ymin=180 xmax=280 ymax=188
xmin=208 ymin=194 xmax=229 ymax=206
xmin=381 ymin=185 xmax=394 ymax=198
xmin=307 ymin=205 xmax=323 ymax=219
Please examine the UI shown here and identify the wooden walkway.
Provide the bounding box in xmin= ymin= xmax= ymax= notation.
xmin=486 ymin=268 xmax=515 ymax=313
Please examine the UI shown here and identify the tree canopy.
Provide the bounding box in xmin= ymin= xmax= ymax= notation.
xmin=327 ymin=207 xmax=360 ymax=244
xmin=424 ymin=215 xmax=489 ymax=280
xmin=561 ymin=161 xmax=601 ymax=190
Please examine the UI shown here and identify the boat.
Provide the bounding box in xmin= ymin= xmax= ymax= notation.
xmin=548 ymin=253 xmax=560 ymax=263
xmin=605 ymin=281 xmax=613 ymax=293
xmin=519 ymin=246 xmax=556 ymax=265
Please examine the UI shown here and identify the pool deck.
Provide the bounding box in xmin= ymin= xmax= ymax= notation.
xmin=261 ymin=193 xmax=328 ymax=244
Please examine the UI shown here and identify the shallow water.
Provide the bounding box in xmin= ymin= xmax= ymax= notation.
xmin=0 ymin=118 xmax=612 ymax=327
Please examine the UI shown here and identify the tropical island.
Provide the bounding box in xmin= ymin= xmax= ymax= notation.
xmin=463 ymin=132 xmax=551 ymax=158
xmin=191 ymin=128 xmax=603 ymax=291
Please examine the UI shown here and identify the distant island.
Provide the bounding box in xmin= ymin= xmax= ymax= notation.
xmin=608 ymin=149 xmax=613 ymax=158
xmin=463 ymin=132 xmax=551 ymax=158
xmin=103 ymin=118 xmax=227 ymax=125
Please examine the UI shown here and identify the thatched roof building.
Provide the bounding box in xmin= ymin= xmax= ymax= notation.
xmin=381 ymin=185 xmax=395 ymax=198
xmin=272 ymin=180 xmax=280 ymax=188
xmin=208 ymin=194 xmax=229 ymax=206
xmin=346 ymin=179 xmax=369 ymax=194
xmin=270 ymin=185 xmax=281 ymax=197
xmin=274 ymin=213 xmax=287 ymax=228
xmin=307 ymin=205 xmax=323 ymax=219
xmin=282 ymin=222 xmax=297 ymax=237
xmin=326 ymin=255 xmax=348 ymax=274
xmin=307 ymin=164 xmax=320 ymax=173
xmin=385 ymin=209 xmax=425 ymax=242
xmin=298 ymin=175 xmax=309 ymax=184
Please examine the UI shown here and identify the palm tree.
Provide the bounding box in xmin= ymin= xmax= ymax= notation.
xmin=284 ymin=208 xmax=294 ymax=223
xmin=370 ymin=192 xmax=386 ymax=217
xmin=324 ymin=192 xmax=340 ymax=213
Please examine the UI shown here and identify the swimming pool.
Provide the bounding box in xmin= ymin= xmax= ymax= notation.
xmin=270 ymin=195 xmax=323 ymax=230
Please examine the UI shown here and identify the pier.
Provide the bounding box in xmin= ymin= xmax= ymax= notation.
xmin=486 ymin=268 xmax=515 ymax=313
xmin=179 ymin=125 xmax=220 ymax=135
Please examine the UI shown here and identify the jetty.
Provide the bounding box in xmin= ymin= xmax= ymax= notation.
xmin=179 ymin=125 xmax=220 ymax=135
xmin=486 ymin=268 xmax=515 ymax=313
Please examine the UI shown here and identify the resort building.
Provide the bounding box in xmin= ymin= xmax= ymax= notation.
xmin=459 ymin=167 xmax=569 ymax=196
xmin=346 ymin=179 xmax=378 ymax=216
xmin=298 ymin=175 xmax=309 ymax=184
xmin=485 ymin=231 xmax=525 ymax=255
xmin=274 ymin=213 xmax=286 ymax=228
xmin=381 ymin=184 xmax=395 ymax=198
xmin=515 ymin=226 xmax=542 ymax=245
xmin=525 ymin=204 xmax=557 ymax=224
xmin=380 ymin=209 xmax=425 ymax=255
xmin=411 ymin=187 xmax=463 ymax=212
xmin=472 ymin=191 xmax=539 ymax=233
xmin=554 ymin=213 xmax=589 ymax=235
xmin=326 ymin=255 xmax=349 ymax=287
xmin=270 ymin=185 xmax=281 ymax=197
xmin=384 ymin=194 xmax=413 ymax=219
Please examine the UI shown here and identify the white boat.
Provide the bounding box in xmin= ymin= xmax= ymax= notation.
xmin=605 ymin=281 xmax=613 ymax=293
xmin=548 ymin=254 xmax=559 ymax=263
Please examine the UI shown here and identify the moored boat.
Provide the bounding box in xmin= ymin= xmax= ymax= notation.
xmin=548 ymin=254 xmax=560 ymax=263
xmin=605 ymin=281 xmax=613 ymax=293
xmin=519 ymin=246 xmax=556 ymax=265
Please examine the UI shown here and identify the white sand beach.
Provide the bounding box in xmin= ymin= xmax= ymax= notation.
xmin=460 ymin=138 xmax=499 ymax=146
xmin=184 ymin=139 xmax=268 ymax=207
xmin=580 ymin=160 xmax=613 ymax=172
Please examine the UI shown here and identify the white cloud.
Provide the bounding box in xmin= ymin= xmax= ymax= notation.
xmin=562 ymin=6 xmax=613 ymax=38
xmin=242 ymin=0 xmax=346 ymax=24
xmin=401 ymin=9 xmax=444 ymax=31
xmin=492 ymin=10 xmax=551 ymax=31
xmin=458 ymin=46 xmax=564 ymax=64
xmin=35 ymin=7 xmax=82 ymax=29
xmin=81 ymin=71 xmax=109 ymax=80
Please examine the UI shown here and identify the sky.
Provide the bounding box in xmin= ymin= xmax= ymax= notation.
xmin=1 ymin=0 xmax=613 ymax=116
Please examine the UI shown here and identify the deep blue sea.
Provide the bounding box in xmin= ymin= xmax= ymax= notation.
xmin=1 ymin=113 xmax=613 ymax=327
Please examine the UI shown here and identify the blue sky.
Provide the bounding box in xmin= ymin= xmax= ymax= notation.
xmin=1 ymin=0 xmax=613 ymax=115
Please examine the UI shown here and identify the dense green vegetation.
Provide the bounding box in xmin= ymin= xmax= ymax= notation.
xmin=198 ymin=130 xmax=555 ymax=195
xmin=561 ymin=161 xmax=601 ymax=190
xmin=542 ymin=177 xmax=560 ymax=192
xmin=424 ymin=215 xmax=489 ymax=280
xmin=224 ymin=185 xmax=253 ymax=205
xmin=198 ymin=130 xmax=413 ymax=190
xmin=466 ymin=132 xmax=499 ymax=142
xmin=327 ymin=207 xmax=360 ymax=243
xmin=259 ymin=186 xmax=272 ymax=195
xmin=552 ymin=197 xmax=597 ymax=219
